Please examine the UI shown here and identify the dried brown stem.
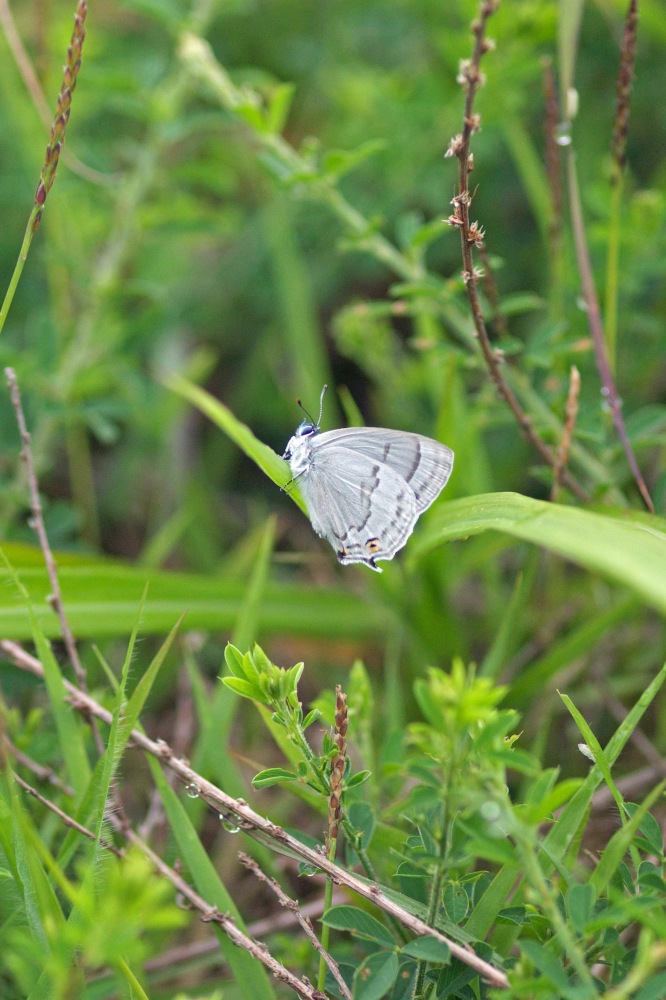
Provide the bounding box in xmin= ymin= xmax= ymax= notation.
xmin=4 ymin=737 xmax=74 ymax=795
xmin=11 ymin=771 xmax=124 ymax=857
xmin=0 ymin=638 xmax=510 ymax=990
xmin=565 ymin=154 xmax=654 ymax=513
xmin=240 ymin=852 xmax=352 ymax=1000
xmin=5 ymin=368 xmax=88 ymax=691
xmin=447 ymin=2 xmax=589 ymax=503
xmin=551 ymin=366 xmax=581 ymax=502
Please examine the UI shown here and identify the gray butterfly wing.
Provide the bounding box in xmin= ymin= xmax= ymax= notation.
xmin=298 ymin=445 xmax=418 ymax=572
xmin=312 ymin=427 xmax=453 ymax=513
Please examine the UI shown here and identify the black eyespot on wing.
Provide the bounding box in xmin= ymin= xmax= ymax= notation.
xmin=365 ymin=537 xmax=381 ymax=553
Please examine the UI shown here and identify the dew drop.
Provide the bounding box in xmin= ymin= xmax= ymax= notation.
xmin=185 ymin=782 xmax=200 ymax=799
xmin=555 ymin=123 xmax=572 ymax=147
xmin=220 ymin=814 xmax=240 ymax=834
xmin=300 ymin=863 xmax=320 ymax=877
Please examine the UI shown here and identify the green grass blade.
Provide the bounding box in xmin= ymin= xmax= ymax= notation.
xmin=589 ymin=782 xmax=666 ymax=896
xmin=163 ymin=371 xmax=306 ymax=512
xmin=413 ymin=493 xmax=666 ymax=616
xmin=0 ymin=543 xmax=389 ymax=640
xmin=543 ymin=657 xmax=666 ymax=864
xmin=124 ymin=611 xmax=186 ymax=736
xmin=231 ymin=516 xmax=277 ymax=652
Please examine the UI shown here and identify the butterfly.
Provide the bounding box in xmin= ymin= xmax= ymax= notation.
xmin=282 ymin=387 xmax=454 ymax=571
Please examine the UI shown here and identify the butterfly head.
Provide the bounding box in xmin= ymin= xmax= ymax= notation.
xmin=282 ymin=386 xmax=327 ymax=462
xmin=282 ymin=420 xmax=318 ymax=462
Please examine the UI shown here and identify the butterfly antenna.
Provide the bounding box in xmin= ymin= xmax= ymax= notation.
xmin=317 ymin=384 xmax=328 ymax=425
xmin=297 ymin=384 xmax=328 ymax=427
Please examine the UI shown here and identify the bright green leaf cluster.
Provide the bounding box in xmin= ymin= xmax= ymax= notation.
xmin=223 ymin=642 xmax=305 ymax=711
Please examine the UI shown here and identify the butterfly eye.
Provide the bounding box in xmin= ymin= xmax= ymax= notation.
xmin=296 ymin=421 xmax=316 ymax=437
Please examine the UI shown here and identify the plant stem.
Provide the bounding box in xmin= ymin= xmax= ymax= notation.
xmin=0 ymin=206 xmax=40 ymax=335
xmin=566 ymin=149 xmax=653 ymax=512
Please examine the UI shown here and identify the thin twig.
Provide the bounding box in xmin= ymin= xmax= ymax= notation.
xmin=240 ymin=852 xmax=352 ymax=1000
xmin=551 ymin=366 xmax=581 ymax=502
xmin=446 ymin=2 xmax=590 ymax=503
xmin=0 ymin=638 xmax=510 ymax=990
xmin=11 ymin=771 xmax=125 ymax=857
xmin=4 ymin=737 xmax=74 ymax=795
xmin=5 ymin=368 xmax=88 ymax=690
xmin=565 ymin=153 xmax=654 ymax=513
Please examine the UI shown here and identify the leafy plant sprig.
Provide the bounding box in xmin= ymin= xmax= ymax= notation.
xmin=222 ymin=644 xmax=371 ymax=847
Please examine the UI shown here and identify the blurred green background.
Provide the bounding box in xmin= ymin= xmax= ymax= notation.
xmin=1 ymin=0 xmax=665 ymax=756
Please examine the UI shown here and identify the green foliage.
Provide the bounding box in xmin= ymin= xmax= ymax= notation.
xmin=1 ymin=0 xmax=666 ymax=996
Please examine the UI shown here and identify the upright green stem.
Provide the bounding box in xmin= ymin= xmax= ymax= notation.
xmin=0 ymin=206 xmax=40 ymax=335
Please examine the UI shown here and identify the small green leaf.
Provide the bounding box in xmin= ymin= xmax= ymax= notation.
xmin=322 ymin=905 xmax=395 ymax=947
xmin=442 ymin=883 xmax=468 ymax=923
xmin=266 ymin=82 xmax=295 ymax=134
xmin=353 ymin=951 xmax=399 ymax=1000
xmin=628 ymin=805 xmax=664 ymax=856
xmin=237 ymin=101 xmax=267 ymax=132
xmin=346 ymin=769 xmax=371 ymax=789
xmin=566 ymin=883 xmax=596 ymax=933
xmin=520 ymin=940 xmax=570 ymax=989
xmin=222 ymin=677 xmax=264 ymax=700
xmin=302 ymin=709 xmax=321 ymax=730
xmin=224 ymin=643 xmax=246 ymax=679
xmin=400 ymin=935 xmax=450 ymax=964
xmin=252 ymin=768 xmax=297 ymax=789
xmin=496 ymin=906 xmax=526 ymax=926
